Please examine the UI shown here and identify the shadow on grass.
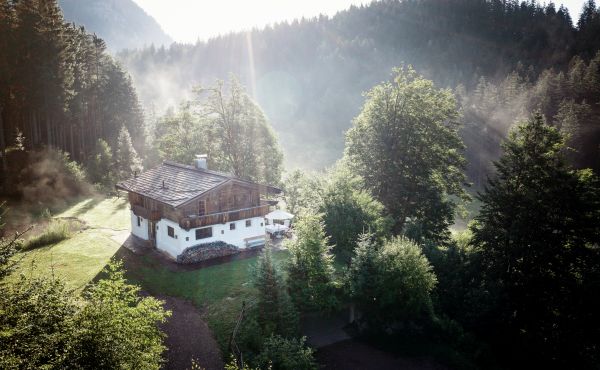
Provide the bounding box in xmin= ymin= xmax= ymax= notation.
xmin=71 ymin=197 xmax=102 ymax=217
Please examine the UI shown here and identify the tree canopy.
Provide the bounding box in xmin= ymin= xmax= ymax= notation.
xmin=345 ymin=66 xmax=468 ymax=238
xmin=470 ymin=113 xmax=600 ymax=367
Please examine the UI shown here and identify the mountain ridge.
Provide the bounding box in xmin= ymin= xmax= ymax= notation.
xmin=59 ymin=0 xmax=173 ymax=51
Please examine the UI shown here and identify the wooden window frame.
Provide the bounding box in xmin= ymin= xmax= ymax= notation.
xmin=167 ymin=226 xmax=175 ymax=238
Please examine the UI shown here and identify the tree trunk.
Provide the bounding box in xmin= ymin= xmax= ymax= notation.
xmin=0 ymin=106 xmax=7 ymax=172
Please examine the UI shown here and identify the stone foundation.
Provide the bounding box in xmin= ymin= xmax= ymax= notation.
xmin=177 ymin=241 xmax=240 ymax=264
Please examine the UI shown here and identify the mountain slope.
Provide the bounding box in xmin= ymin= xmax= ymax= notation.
xmin=119 ymin=0 xmax=599 ymax=170
xmin=59 ymin=0 xmax=172 ymax=51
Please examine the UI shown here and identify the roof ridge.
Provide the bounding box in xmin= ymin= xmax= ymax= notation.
xmin=162 ymin=160 xmax=233 ymax=179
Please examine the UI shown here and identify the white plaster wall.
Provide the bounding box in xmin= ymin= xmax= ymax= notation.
xmin=130 ymin=211 xmax=149 ymax=240
xmin=155 ymin=216 xmax=266 ymax=258
xmin=178 ymin=216 xmax=266 ymax=250
xmin=155 ymin=218 xmax=183 ymax=258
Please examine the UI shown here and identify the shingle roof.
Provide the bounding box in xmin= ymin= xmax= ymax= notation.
xmin=116 ymin=161 xmax=231 ymax=208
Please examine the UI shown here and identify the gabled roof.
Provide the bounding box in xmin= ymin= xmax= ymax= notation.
xmin=116 ymin=161 xmax=280 ymax=208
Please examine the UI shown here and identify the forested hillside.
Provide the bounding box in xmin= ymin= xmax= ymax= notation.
xmin=119 ymin=0 xmax=600 ymax=172
xmin=0 ymin=0 xmax=145 ymax=196
xmin=59 ymin=0 xmax=172 ymax=51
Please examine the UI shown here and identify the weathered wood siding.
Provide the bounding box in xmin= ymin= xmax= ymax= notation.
xmin=128 ymin=180 xmax=264 ymax=226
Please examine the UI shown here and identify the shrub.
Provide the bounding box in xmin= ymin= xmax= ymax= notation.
xmin=347 ymin=235 xmax=437 ymax=330
xmin=255 ymin=335 xmax=317 ymax=370
xmin=23 ymin=220 xmax=72 ymax=251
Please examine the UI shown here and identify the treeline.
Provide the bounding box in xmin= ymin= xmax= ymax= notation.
xmin=118 ymin=0 xmax=600 ymax=170
xmin=0 ymin=0 xmax=144 ymax=175
xmin=461 ymin=52 xmax=600 ymax=186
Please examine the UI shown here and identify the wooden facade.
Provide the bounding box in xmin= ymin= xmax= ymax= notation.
xmin=129 ymin=180 xmax=271 ymax=230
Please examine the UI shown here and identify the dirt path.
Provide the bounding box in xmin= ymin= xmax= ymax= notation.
xmin=116 ymin=247 xmax=224 ymax=370
xmin=316 ymin=339 xmax=447 ymax=370
xmin=158 ymin=294 xmax=224 ymax=370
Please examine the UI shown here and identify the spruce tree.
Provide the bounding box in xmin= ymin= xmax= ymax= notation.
xmin=285 ymin=214 xmax=338 ymax=313
xmin=115 ymin=125 xmax=142 ymax=180
xmin=253 ymin=244 xmax=298 ymax=338
xmin=471 ymin=113 xmax=600 ymax=366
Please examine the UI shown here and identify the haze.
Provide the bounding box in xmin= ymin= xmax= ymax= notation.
xmin=134 ymin=0 xmax=587 ymax=43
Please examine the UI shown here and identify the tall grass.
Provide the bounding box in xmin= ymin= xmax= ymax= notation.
xmin=23 ymin=220 xmax=72 ymax=251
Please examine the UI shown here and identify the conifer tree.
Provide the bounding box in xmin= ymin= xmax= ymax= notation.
xmin=115 ymin=126 xmax=142 ymax=180
xmin=285 ymin=214 xmax=338 ymax=312
xmin=471 ymin=113 xmax=600 ymax=366
xmin=253 ymin=244 xmax=298 ymax=338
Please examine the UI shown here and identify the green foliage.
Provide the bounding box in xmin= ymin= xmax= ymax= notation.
xmin=0 ymin=205 xmax=23 ymax=280
xmin=115 ymin=125 xmax=142 ymax=180
xmin=67 ymin=261 xmax=170 ymax=369
xmin=0 ymin=1 xmax=144 ymax=167
xmin=252 ymin=244 xmax=298 ymax=338
xmin=0 ymin=258 xmax=170 ymax=369
xmin=87 ymin=139 xmax=116 ymax=190
xmin=321 ymin=163 xmax=392 ymax=260
xmin=154 ymin=104 xmax=210 ymax=165
xmin=0 ymin=276 xmax=77 ymax=369
xmin=470 ymin=113 xmax=600 ymax=367
xmin=255 ymin=335 xmax=317 ymax=370
xmin=345 ymin=66 xmax=468 ymax=240
xmin=346 ymin=234 xmax=437 ymax=330
xmin=285 ymin=214 xmax=338 ymax=313
xmin=198 ymin=75 xmax=283 ymax=185
xmin=119 ymin=0 xmax=589 ymax=170
xmin=281 ymin=170 xmax=324 ymax=215
xmin=22 ymin=219 xmax=71 ymax=251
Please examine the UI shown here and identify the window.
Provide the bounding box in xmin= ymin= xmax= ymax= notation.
xmin=196 ymin=227 xmax=212 ymax=240
xmin=274 ymin=219 xmax=285 ymax=225
xmin=167 ymin=226 xmax=175 ymax=238
xmin=136 ymin=216 xmax=141 ymax=227
xmin=260 ymin=222 xmax=264 ymax=227
xmin=221 ymin=230 xmax=224 ymax=234
xmin=230 ymin=222 xmax=236 ymax=230
xmin=245 ymin=220 xmax=251 ymax=227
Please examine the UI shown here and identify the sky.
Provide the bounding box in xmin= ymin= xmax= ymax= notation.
xmin=133 ymin=0 xmax=589 ymax=43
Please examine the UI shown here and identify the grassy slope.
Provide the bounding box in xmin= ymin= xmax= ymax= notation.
xmin=126 ymin=250 xmax=290 ymax=351
xmin=14 ymin=197 xmax=129 ymax=291
xmin=12 ymin=195 xmax=290 ymax=351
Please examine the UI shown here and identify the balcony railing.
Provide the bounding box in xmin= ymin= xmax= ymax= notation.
xmin=179 ymin=204 xmax=271 ymax=230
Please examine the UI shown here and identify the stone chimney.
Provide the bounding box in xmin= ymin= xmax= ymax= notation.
xmin=194 ymin=154 xmax=208 ymax=170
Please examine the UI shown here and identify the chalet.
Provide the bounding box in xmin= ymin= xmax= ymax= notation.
xmin=115 ymin=156 xmax=281 ymax=262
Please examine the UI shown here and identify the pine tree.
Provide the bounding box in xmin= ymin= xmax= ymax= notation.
xmin=87 ymin=138 xmax=115 ymax=188
xmin=115 ymin=126 xmax=142 ymax=180
xmin=253 ymin=244 xmax=298 ymax=338
xmin=471 ymin=113 xmax=600 ymax=366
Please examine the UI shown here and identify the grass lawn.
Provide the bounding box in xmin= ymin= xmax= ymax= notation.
xmin=12 ymin=196 xmax=129 ymax=291
xmin=124 ymin=250 xmax=291 ymax=351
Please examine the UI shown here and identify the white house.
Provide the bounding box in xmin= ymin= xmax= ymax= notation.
xmin=116 ymin=157 xmax=281 ymax=262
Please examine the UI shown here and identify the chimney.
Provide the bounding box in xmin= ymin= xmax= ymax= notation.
xmin=194 ymin=154 xmax=208 ymax=170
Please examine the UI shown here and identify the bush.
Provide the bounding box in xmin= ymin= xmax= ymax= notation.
xmin=22 ymin=220 xmax=72 ymax=251
xmin=347 ymin=235 xmax=437 ymax=330
xmin=255 ymin=335 xmax=317 ymax=370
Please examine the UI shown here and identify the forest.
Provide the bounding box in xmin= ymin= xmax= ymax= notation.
xmin=118 ymin=0 xmax=600 ymax=173
xmin=1 ymin=0 xmax=600 ymax=369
